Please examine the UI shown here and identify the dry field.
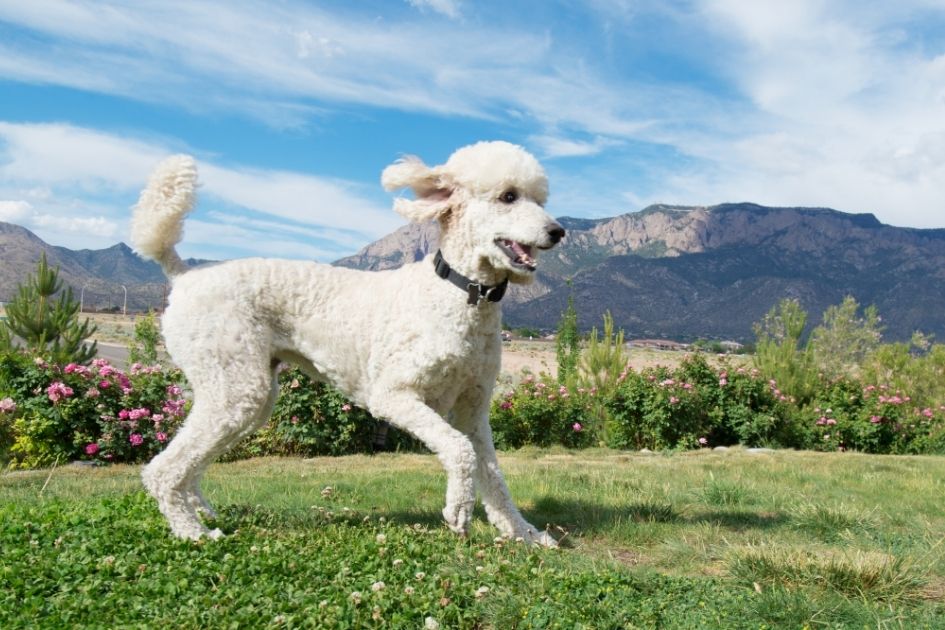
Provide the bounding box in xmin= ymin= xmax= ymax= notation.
xmin=77 ymin=313 xmax=747 ymax=376
xmin=500 ymin=338 xmax=749 ymax=380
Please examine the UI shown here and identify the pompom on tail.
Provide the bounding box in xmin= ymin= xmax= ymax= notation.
xmin=131 ymin=155 xmax=198 ymax=278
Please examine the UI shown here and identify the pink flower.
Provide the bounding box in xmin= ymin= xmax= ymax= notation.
xmin=85 ymin=387 xmax=100 ymax=399
xmin=0 ymin=397 xmax=15 ymax=413
xmin=547 ymin=394 xmax=556 ymax=401
xmin=698 ymin=437 xmax=708 ymax=445
xmin=166 ymin=384 xmax=182 ymax=397
xmin=572 ymin=423 xmax=583 ymax=432
xmin=660 ymin=379 xmax=675 ymax=387
xmin=341 ymin=404 xmax=352 ymax=413
xmin=162 ymin=399 xmax=186 ymax=417
xmin=870 ymin=415 xmax=882 ymax=424
xmin=825 ymin=418 xmax=837 ymax=426
xmin=922 ymin=408 xmax=934 ymax=418
xmin=500 ymin=401 xmax=513 ymax=410
xmin=291 ymin=415 xmax=299 ymax=424
xmin=85 ymin=442 xmax=100 ymax=455
xmin=718 ymin=378 xmax=728 ymax=386
xmin=46 ymin=381 xmax=74 ymax=403
xmin=155 ymin=432 xmax=168 ymax=443
xmin=128 ymin=407 xmax=151 ymax=421
xmin=151 ymin=414 xmax=164 ymax=423
xmin=98 ymin=365 xmax=117 ymax=378
xmin=64 ymin=363 xmax=78 ymax=374
xmin=129 ymin=434 xmax=144 ymax=446
xmin=92 ymin=358 xmax=110 ymax=368
xmin=669 ymin=396 xmax=680 ymax=405
xmin=290 ymin=379 xmax=300 ymax=389
xmin=118 ymin=409 xmax=130 ymax=420
xmin=99 ymin=380 xmax=111 ymax=389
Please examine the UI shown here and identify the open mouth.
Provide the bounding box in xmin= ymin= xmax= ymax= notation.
xmin=496 ymin=239 xmax=537 ymax=271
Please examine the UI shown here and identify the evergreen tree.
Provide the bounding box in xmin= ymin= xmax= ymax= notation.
xmin=2 ymin=253 xmax=98 ymax=364
xmin=128 ymin=310 xmax=162 ymax=365
xmin=808 ymin=296 xmax=884 ymax=378
xmin=555 ymin=284 xmax=580 ymax=385
xmin=752 ymin=298 xmax=817 ymax=405
xmin=580 ymin=310 xmax=626 ymax=397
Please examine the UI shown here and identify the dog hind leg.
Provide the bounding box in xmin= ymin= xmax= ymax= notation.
xmin=143 ymin=361 xmax=278 ymax=539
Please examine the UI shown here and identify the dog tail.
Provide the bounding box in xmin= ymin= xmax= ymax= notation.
xmin=131 ymin=155 xmax=198 ymax=278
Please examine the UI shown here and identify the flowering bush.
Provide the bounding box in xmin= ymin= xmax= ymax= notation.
xmin=489 ymin=374 xmax=596 ymax=449
xmin=0 ymin=350 xmax=188 ymax=468
xmin=805 ymin=378 xmax=945 ymax=454
xmin=605 ymin=354 xmax=797 ymax=451
xmin=227 ymin=367 xmax=422 ymax=459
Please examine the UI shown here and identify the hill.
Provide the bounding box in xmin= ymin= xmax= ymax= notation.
xmin=337 ymin=203 xmax=945 ymax=342
xmin=3 ymin=203 xmax=944 ymax=340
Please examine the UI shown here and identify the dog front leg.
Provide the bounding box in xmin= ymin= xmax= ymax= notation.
xmin=454 ymin=392 xmax=557 ymax=547
xmin=368 ymin=392 xmax=477 ymax=536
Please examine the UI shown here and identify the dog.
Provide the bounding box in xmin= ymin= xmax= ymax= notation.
xmin=133 ymin=141 xmax=564 ymax=545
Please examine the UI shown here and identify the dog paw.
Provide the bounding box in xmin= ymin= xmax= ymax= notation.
xmin=442 ymin=501 xmax=474 ymax=536
xmin=516 ymin=527 xmax=558 ymax=548
xmin=206 ymin=528 xmax=225 ymax=540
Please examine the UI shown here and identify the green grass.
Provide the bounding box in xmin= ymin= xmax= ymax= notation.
xmin=2 ymin=448 xmax=945 ymax=628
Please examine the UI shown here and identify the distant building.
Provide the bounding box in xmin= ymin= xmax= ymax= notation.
xmin=627 ymin=339 xmax=690 ymax=351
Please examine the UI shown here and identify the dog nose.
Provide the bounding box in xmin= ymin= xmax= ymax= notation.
xmin=547 ymin=223 xmax=566 ymax=244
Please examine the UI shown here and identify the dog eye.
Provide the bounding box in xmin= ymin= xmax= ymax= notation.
xmin=500 ymin=190 xmax=518 ymax=204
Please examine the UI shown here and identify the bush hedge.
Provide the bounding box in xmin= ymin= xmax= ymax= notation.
xmin=3 ymin=347 xmax=944 ymax=469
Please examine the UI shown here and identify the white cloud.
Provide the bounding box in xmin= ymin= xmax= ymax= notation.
xmin=0 ymin=121 xmax=402 ymax=257
xmin=32 ymin=213 xmax=118 ymax=239
xmin=529 ymin=134 xmax=622 ymax=158
xmin=0 ymin=199 xmax=32 ymax=222
xmin=406 ymin=0 xmax=462 ymax=19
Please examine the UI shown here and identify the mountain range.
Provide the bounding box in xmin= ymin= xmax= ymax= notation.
xmin=2 ymin=202 xmax=944 ymax=341
xmin=335 ymin=203 xmax=945 ymax=342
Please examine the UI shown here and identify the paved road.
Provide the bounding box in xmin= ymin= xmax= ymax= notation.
xmin=94 ymin=342 xmax=130 ymax=368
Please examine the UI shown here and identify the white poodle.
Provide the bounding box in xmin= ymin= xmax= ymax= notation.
xmin=132 ymin=141 xmax=564 ymax=546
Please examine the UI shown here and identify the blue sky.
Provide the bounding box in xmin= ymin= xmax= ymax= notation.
xmin=1 ymin=0 xmax=944 ymax=262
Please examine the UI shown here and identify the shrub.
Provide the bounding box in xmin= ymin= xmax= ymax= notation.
xmin=0 ymin=351 xmax=188 ymax=468
xmin=605 ymin=354 xmax=797 ymax=451
xmin=127 ymin=310 xmax=162 ymax=365
xmin=229 ymin=367 xmax=423 ymax=459
xmin=804 ymin=379 xmax=945 ymax=454
xmin=489 ymin=374 xmax=596 ymax=449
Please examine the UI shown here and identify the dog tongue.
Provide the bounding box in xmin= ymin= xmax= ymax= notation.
xmin=507 ymin=240 xmax=535 ymax=266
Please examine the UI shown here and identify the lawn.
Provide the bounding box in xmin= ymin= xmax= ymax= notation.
xmin=2 ymin=448 xmax=944 ymax=628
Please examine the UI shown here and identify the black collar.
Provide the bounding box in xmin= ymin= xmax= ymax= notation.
xmin=433 ymin=250 xmax=509 ymax=306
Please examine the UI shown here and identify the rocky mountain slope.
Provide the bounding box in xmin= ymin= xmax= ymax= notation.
xmin=337 ymin=203 xmax=945 ymax=342
xmin=3 ymin=203 xmax=944 ymax=341
xmin=1 ymin=222 xmax=187 ymax=312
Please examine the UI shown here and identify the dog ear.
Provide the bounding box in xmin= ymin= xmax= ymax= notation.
xmin=381 ymin=156 xmax=453 ymax=222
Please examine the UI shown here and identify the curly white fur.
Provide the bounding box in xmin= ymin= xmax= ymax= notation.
xmin=134 ymin=141 xmax=564 ymax=546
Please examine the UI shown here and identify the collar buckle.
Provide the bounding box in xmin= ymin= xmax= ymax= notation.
xmin=433 ymin=250 xmax=508 ymax=306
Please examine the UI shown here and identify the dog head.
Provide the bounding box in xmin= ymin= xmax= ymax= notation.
xmin=381 ymin=141 xmax=564 ymax=284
